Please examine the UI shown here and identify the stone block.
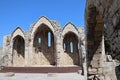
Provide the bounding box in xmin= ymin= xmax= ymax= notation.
xmin=98 ymin=68 xmax=103 ymax=74
xmin=88 ymin=75 xmax=94 ymax=79
xmin=88 ymin=68 xmax=97 ymax=74
xmin=91 ymin=60 xmax=99 ymax=68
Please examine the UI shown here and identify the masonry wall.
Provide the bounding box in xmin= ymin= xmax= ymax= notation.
xmin=2 ymin=16 xmax=85 ymax=67
xmin=85 ymin=0 xmax=120 ymax=80
xmin=85 ymin=0 xmax=120 ymax=61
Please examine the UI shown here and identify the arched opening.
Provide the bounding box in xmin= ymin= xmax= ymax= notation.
xmin=12 ymin=35 xmax=25 ymax=66
xmin=63 ymin=32 xmax=79 ymax=65
xmin=63 ymin=43 xmax=66 ymax=51
xmin=48 ymin=32 xmax=51 ymax=47
xmin=33 ymin=24 xmax=55 ymax=66
xmin=70 ymin=42 xmax=73 ymax=53
xmin=86 ymin=5 xmax=104 ymax=72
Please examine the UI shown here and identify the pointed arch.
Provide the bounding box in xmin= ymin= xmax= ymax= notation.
xmin=31 ymin=16 xmax=56 ymax=66
xmin=62 ymin=22 xmax=79 ymax=37
xmin=62 ymin=23 xmax=80 ymax=65
xmin=11 ymin=27 xmax=25 ymax=41
xmin=63 ymin=31 xmax=79 ymax=65
xmin=31 ymin=16 xmax=55 ymax=38
xmin=9 ymin=27 xmax=25 ymax=66
xmin=12 ymin=35 xmax=25 ymax=66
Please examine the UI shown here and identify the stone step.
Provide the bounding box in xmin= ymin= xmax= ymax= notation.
xmin=0 ymin=66 xmax=82 ymax=73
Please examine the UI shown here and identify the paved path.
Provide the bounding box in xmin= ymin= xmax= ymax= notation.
xmin=0 ymin=73 xmax=85 ymax=80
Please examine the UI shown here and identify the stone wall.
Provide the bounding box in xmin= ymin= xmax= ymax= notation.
xmin=85 ymin=0 xmax=120 ymax=59
xmin=12 ymin=35 xmax=25 ymax=66
xmin=2 ymin=16 xmax=85 ymax=67
xmin=32 ymin=24 xmax=55 ymax=66
xmin=85 ymin=0 xmax=120 ymax=80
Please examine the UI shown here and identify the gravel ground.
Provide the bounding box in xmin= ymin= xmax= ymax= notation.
xmin=0 ymin=73 xmax=85 ymax=80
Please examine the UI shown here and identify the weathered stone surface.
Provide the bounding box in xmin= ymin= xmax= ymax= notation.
xmin=0 ymin=0 xmax=119 ymax=79
xmin=1 ymin=16 xmax=85 ymax=68
xmin=85 ymin=0 xmax=120 ymax=80
xmin=88 ymin=68 xmax=97 ymax=74
xmin=98 ymin=68 xmax=103 ymax=74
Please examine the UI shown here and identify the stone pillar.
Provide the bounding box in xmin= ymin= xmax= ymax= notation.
xmin=25 ymin=34 xmax=29 ymax=66
xmin=2 ymin=36 xmax=9 ymax=66
xmin=55 ymin=34 xmax=61 ymax=66
xmin=54 ymin=29 xmax=63 ymax=66
xmin=29 ymin=36 xmax=34 ymax=66
xmin=10 ymin=39 xmax=14 ymax=66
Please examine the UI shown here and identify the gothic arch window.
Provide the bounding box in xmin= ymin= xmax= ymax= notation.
xmin=33 ymin=24 xmax=55 ymax=65
xmin=63 ymin=32 xmax=79 ymax=65
xmin=12 ymin=35 xmax=25 ymax=66
xmin=63 ymin=43 xmax=66 ymax=51
xmin=48 ymin=32 xmax=51 ymax=47
xmin=70 ymin=42 xmax=73 ymax=53
xmin=38 ymin=37 xmax=41 ymax=44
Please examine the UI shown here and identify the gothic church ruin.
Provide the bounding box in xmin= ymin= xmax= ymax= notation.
xmin=0 ymin=0 xmax=120 ymax=80
xmin=2 ymin=16 xmax=85 ymax=67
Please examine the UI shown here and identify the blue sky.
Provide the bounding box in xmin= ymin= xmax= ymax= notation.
xmin=0 ymin=0 xmax=86 ymax=46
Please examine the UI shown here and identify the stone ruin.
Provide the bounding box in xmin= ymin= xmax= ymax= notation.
xmin=85 ymin=0 xmax=120 ymax=80
xmin=0 ymin=0 xmax=120 ymax=80
xmin=1 ymin=16 xmax=85 ymax=67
